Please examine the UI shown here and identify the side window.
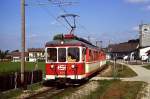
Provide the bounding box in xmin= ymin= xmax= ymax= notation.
xmin=89 ymin=50 xmax=93 ymax=61
xmin=92 ymin=50 xmax=94 ymax=61
xmin=94 ymin=51 xmax=96 ymax=61
xmin=82 ymin=48 xmax=86 ymax=61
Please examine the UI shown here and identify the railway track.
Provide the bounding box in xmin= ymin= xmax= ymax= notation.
xmin=25 ymin=65 xmax=108 ymax=99
xmin=26 ymin=87 xmax=64 ymax=99
xmin=25 ymin=82 xmax=79 ymax=99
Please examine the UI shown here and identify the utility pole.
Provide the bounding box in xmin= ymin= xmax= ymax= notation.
xmin=113 ymin=57 xmax=116 ymax=79
xmin=96 ymin=41 xmax=102 ymax=48
xmin=21 ymin=0 xmax=25 ymax=87
xmin=88 ymin=36 xmax=90 ymax=42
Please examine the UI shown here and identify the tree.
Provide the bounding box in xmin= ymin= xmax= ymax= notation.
xmin=11 ymin=50 xmax=19 ymax=52
xmin=0 ymin=50 xmax=9 ymax=60
xmin=53 ymin=34 xmax=64 ymax=40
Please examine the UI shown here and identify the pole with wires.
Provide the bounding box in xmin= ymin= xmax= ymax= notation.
xmin=21 ymin=0 xmax=26 ymax=89
xmin=59 ymin=14 xmax=79 ymax=34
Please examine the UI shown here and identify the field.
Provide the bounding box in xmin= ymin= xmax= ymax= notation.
xmin=0 ymin=62 xmax=45 ymax=75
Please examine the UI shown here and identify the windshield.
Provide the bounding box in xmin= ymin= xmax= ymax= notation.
xmin=47 ymin=48 xmax=57 ymax=62
xmin=46 ymin=47 xmax=80 ymax=62
xmin=67 ymin=47 xmax=79 ymax=62
xmin=58 ymin=48 xmax=66 ymax=62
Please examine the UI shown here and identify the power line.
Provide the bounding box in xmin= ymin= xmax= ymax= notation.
xmin=30 ymin=0 xmax=70 ymax=30
xmin=48 ymin=0 xmax=93 ymax=36
xmin=28 ymin=0 xmax=93 ymax=41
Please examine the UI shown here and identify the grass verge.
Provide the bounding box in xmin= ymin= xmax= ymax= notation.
xmin=143 ymin=64 xmax=150 ymax=70
xmin=51 ymin=80 xmax=145 ymax=99
xmin=100 ymin=62 xmax=137 ymax=77
xmin=85 ymin=80 xmax=145 ymax=99
xmin=0 ymin=82 xmax=43 ymax=99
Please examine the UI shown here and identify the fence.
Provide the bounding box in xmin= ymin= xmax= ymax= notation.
xmin=0 ymin=70 xmax=42 ymax=91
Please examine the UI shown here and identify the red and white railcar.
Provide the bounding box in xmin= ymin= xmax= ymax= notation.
xmin=45 ymin=34 xmax=106 ymax=81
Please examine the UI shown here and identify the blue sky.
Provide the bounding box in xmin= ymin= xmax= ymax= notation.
xmin=0 ymin=0 xmax=150 ymax=51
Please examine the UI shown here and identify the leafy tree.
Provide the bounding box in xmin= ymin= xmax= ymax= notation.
xmin=53 ymin=34 xmax=64 ymax=40
xmin=11 ymin=50 xmax=19 ymax=52
xmin=0 ymin=50 xmax=9 ymax=59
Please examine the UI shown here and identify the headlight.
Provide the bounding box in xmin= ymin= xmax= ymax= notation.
xmin=71 ymin=65 xmax=75 ymax=69
xmin=51 ymin=65 xmax=54 ymax=69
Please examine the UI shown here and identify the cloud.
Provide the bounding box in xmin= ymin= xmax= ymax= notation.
xmin=27 ymin=34 xmax=38 ymax=39
xmin=132 ymin=26 xmax=139 ymax=31
xmin=51 ymin=20 xmax=57 ymax=25
xmin=126 ymin=0 xmax=150 ymax=3
xmin=145 ymin=5 xmax=150 ymax=10
xmin=125 ymin=0 xmax=150 ymax=11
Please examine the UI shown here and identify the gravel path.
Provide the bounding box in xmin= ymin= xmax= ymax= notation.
xmin=119 ymin=62 xmax=150 ymax=83
xmin=91 ymin=61 xmax=150 ymax=82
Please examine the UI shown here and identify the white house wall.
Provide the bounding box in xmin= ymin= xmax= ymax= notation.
xmin=12 ymin=57 xmax=28 ymax=62
xmin=139 ymin=47 xmax=150 ymax=60
xmin=28 ymin=52 xmax=45 ymax=62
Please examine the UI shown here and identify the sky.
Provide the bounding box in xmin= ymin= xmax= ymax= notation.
xmin=0 ymin=0 xmax=150 ymax=51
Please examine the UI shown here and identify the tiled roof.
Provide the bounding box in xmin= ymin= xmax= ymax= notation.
xmin=108 ymin=42 xmax=139 ymax=53
xmin=28 ymin=48 xmax=44 ymax=52
xmin=11 ymin=52 xmax=28 ymax=57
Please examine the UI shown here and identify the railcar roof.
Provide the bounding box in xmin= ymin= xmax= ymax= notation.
xmin=45 ymin=39 xmax=100 ymax=50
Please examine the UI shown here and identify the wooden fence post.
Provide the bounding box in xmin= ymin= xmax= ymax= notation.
xmin=31 ymin=70 xmax=33 ymax=84
xmin=15 ymin=72 xmax=17 ymax=89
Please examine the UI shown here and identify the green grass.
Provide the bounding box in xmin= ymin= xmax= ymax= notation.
xmin=84 ymin=80 xmax=117 ymax=99
xmin=143 ymin=64 xmax=150 ymax=70
xmin=0 ymin=62 xmax=45 ymax=75
xmin=101 ymin=62 xmax=137 ymax=77
xmin=0 ymin=89 xmax=22 ymax=99
xmin=115 ymin=63 xmax=137 ymax=77
xmin=0 ymin=62 xmax=45 ymax=98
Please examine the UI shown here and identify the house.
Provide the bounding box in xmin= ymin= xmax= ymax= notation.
xmin=146 ymin=50 xmax=150 ymax=62
xmin=107 ymin=40 xmax=139 ymax=60
xmin=139 ymin=24 xmax=150 ymax=47
xmin=28 ymin=48 xmax=45 ymax=62
xmin=138 ymin=24 xmax=150 ymax=61
xmin=139 ymin=47 xmax=150 ymax=61
xmin=11 ymin=52 xmax=28 ymax=62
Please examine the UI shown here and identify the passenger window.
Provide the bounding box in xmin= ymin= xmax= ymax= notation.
xmin=82 ymin=48 xmax=86 ymax=61
xmin=68 ymin=47 xmax=79 ymax=62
